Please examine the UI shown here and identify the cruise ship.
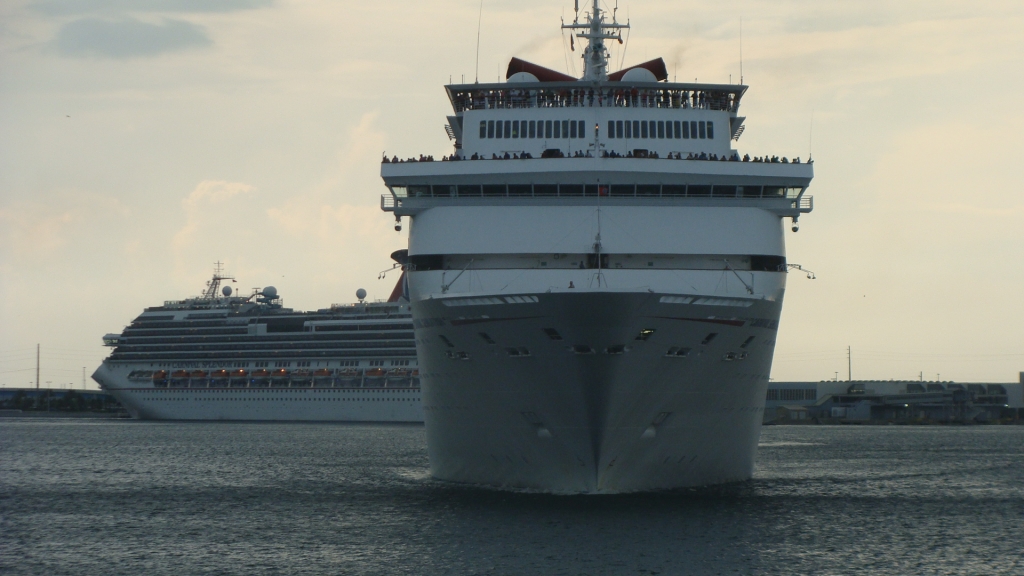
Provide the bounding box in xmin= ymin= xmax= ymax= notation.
xmin=380 ymin=1 xmax=814 ymax=492
xmin=92 ymin=263 xmax=422 ymax=422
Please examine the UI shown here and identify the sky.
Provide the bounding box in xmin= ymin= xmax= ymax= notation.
xmin=1 ymin=0 xmax=1022 ymax=389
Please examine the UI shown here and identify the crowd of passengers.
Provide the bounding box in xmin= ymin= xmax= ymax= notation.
xmin=383 ymin=152 xmax=804 ymax=163
xmin=452 ymin=88 xmax=739 ymax=113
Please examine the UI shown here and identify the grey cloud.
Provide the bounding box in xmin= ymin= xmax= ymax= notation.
xmin=55 ymin=18 xmax=212 ymax=58
xmin=34 ymin=0 xmax=272 ymax=16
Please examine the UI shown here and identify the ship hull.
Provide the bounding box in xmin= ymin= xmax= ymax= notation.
xmin=413 ymin=291 xmax=780 ymax=493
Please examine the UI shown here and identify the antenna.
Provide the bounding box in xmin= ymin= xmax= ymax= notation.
xmin=808 ymin=109 xmax=814 ymax=161
xmin=474 ymin=0 xmax=484 ymax=83
xmin=739 ymin=17 xmax=743 ymax=84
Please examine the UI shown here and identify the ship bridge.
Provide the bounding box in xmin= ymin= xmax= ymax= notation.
xmin=380 ymin=156 xmax=813 ymax=219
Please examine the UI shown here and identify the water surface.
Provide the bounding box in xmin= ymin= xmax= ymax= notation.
xmin=2 ymin=421 xmax=1021 ymax=575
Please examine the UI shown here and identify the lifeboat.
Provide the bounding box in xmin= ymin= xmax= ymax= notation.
xmin=386 ymin=368 xmax=411 ymax=388
xmin=170 ymin=370 xmax=190 ymax=388
xmin=313 ymin=368 xmax=334 ymax=388
xmin=230 ymin=369 xmax=252 ymax=388
xmin=336 ymin=368 xmax=362 ymax=388
xmin=271 ymin=368 xmax=290 ymax=387
xmin=291 ymin=369 xmax=313 ymax=388
xmin=188 ymin=369 xmax=209 ymax=388
xmin=209 ymin=369 xmax=229 ymax=388
xmin=152 ymin=370 xmax=169 ymax=388
xmin=211 ymin=369 xmax=229 ymax=378
xmin=252 ymin=368 xmax=272 ymax=388
xmin=364 ymin=367 xmax=386 ymax=387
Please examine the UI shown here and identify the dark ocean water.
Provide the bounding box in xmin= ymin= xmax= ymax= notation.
xmin=1 ymin=421 xmax=1021 ymax=576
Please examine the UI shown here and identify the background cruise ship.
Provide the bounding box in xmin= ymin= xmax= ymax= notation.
xmin=92 ymin=263 xmax=421 ymax=422
xmin=379 ymin=1 xmax=814 ymax=492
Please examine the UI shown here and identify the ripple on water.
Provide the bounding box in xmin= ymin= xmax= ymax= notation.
xmin=1 ymin=420 xmax=1022 ymax=576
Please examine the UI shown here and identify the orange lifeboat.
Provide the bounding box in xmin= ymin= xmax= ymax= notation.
xmin=171 ymin=370 xmax=190 ymax=378
xmin=365 ymin=368 xmax=386 ymax=378
xmin=252 ymin=369 xmax=271 ymax=378
xmin=272 ymin=369 xmax=290 ymax=378
xmin=190 ymin=370 xmax=208 ymax=378
xmin=314 ymin=368 xmax=332 ymax=377
xmin=230 ymin=369 xmax=248 ymax=378
xmin=153 ymin=370 xmax=168 ymax=380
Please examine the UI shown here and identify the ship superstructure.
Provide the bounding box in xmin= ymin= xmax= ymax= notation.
xmin=380 ymin=1 xmax=814 ymax=492
xmin=93 ymin=264 xmax=421 ymax=422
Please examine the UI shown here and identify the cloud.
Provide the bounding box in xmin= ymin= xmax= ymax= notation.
xmin=172 ymin=180 xmax=254 ymax=254
xmin=0 ymin=193 xmax=131 ymax=270
xmin=55 ymin=17 xmax=211 ymax=58
xmin=33 ymin=0 xmax=272 ymax=16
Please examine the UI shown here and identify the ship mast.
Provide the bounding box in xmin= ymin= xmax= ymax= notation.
xmin=561 ymin=0 xmax=629 ymax=81
xmin=202 ymin=261 xmax=235 ymax=299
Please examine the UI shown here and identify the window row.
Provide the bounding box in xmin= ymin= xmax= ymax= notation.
xmin=479 ymin=119 xmax=588 ymax=140
xmin=766 ymin=388 xmax=817 ymax=401
xmin=395 ymin=184 xmax=803 ymax=199
xmin=607 ymin=120 xmax=713 ymax=140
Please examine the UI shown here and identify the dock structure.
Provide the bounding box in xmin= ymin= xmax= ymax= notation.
xmin=765 ymin=374 xmax=1024 ymax=424
xmin=0 ymin=388 xmax=124 ymax=416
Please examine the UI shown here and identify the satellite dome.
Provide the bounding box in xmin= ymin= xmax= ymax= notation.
xmin=621 ymin=67 xmax=658 ymax=83
xmin=222 ymin=286 xmax=233 ymax=297
xmin=262 ymin=286 xmax=278 ymax=299
xmin=356 ymin=288 xmax=367 ymax=301
xmin=507 ymin=72 xmax=539 ymax=83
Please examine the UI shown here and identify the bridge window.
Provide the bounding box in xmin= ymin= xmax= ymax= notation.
xmin=479 ymin=121 xmax=486 ymax=138
xmin=682 ymin=121 xmax=690 ymax=139
xmin=571 ymin=121 xmax=578 ymax=138
xmin=707 ymin=121 xmax=714 ymax=139
xmin=698 ymin=121 xmax=706 ymax=139
xmin=578 ymin=120 xmax=586 ymax=137
xmin=495 ymin=120 xmax=503 ymax=138
xmin=553 ymin=121 xmax=561 ymax=138
xmin=632 ymin=120 xmax=640 ymax=138
xmin=690 ymin=121 xmax=697 ymax=138
xmin=607 ymin=121 xmax=615 ymax=138
xmin=641 ymin=122 xmax=648 ymax=138
xmin=673 ymin=121 xmax=681 ymax=138
xmin=562 ymin=120 xmax=569 ymax=138
xmin=615 ymin=120 xmax=623 ymax=139
xmin=529 ymin=120 xmax=536 ymax=138
xmin=657 ymin=121 xmax=665 ymax=139
xmin=487 ymin=120 xmax=495 ymax=138
xmin=545 ymin=120 xmax=552 ymax=138
xmin=512 ymin=120 xmax=519 ymax=138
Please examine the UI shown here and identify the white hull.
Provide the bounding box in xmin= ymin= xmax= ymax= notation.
xmin=413 ymin=291 xmax=779 ymax=493
xmin=93 ymin=364 xmax=423 ymax=422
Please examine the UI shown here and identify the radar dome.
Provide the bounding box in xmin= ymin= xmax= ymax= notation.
xmin=221 ymin=286 xmax=233 ymax=297
xmin=507 ymin=72 xmax=539 ymax=83
xmin=356 ymin=288 xmax=367 ymax=301
xmin=262 ymin=286 xmax=278 ymax=299
xmin=621 ymin=67 xmax=658 ymax=83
